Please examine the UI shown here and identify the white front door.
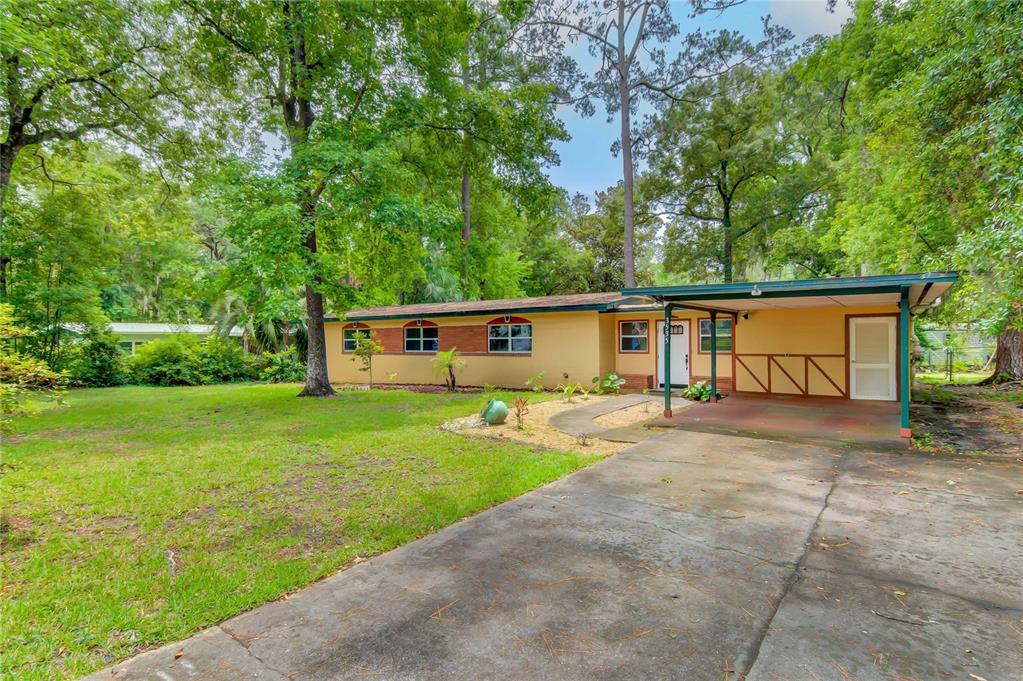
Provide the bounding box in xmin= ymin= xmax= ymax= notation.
xmin=656 ymin=320 xmax=690 ymax=388
xmin=849 ymin=317 xmax=897 ymax=400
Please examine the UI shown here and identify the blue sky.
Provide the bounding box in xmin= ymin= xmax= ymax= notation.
xmin=547 ymin=0 xmax=853 ymax=198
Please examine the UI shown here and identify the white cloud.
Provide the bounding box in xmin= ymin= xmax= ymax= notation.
xmin=764 ymin=0 xmax=854 ymax=39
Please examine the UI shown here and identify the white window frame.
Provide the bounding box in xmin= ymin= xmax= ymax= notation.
xmin=343 ymin=328 xmax=369 ymax=353
xmin=404 ymin=325 xmax=439 ymax=353
xmin=618 ymin=320 xmax=649 ymax=353
xmin=698 ymin=318 xmax=733 ymax=353
xmin=488 ymin=322 xmax=532 ymax=354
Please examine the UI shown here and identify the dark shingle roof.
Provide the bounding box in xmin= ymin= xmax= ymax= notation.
xmin=342 ymin=292 xmax=626 ymax=321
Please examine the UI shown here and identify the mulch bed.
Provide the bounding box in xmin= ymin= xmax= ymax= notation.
xmin=912 ymin=384 xmax=1023 ymax=458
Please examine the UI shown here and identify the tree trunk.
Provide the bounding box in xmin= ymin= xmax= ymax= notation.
xmin=984 ymin=329 xmax=1023 ymax=383
xmin=284 ymin=2 xmax=334 ymax=397
xmin=620 ymin=77 xmax=636 ymax=288
xmin=461 ymin=170 xmax=471 ymax=242
xmin=460 ymin=51 xmax=471 ymax=244
xmin=722 ymin=205 xmax=733 ymax=283
xmin=0 ymin=142 xmax=16 ymax=298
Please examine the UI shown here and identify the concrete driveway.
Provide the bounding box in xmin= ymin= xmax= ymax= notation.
xmin=85 ymin=430 xmax=1022 ymax=681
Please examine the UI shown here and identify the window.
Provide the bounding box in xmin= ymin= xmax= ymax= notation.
xmin=619 ymin=321 xmax=648 ymax=352
xmin=343 ymin=328 xmax=369 ymax=353
xmin=699 ymin=318 xmax=732 ymax=352
xmin=404 ymin=325 xmax=438 ymax=353
xmin=118 ymin=341 xmax=134 ymax=353
xmin=488 ymin=323 xmax=532 ymax=353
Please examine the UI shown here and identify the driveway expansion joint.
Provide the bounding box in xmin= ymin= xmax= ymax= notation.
xmin=738 ymin=448 xmax=847 ymax=678
xmin=218 ymin=624 xmax=293 ymax=680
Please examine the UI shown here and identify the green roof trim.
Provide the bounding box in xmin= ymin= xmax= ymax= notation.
xmin=335 ymin=302 xmax=618 ymax=322
xmin=622 ymin=272 xmax=958 ymax=300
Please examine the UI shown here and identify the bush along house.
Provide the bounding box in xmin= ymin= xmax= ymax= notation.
xmin=325 ymin=272 xmax=958 ymax=439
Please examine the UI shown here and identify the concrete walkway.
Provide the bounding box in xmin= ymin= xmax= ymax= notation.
xmin=548 ymin=394 xmax=688 ymax=439
xmin=82 ymin=429 xmax=1021 ymax=681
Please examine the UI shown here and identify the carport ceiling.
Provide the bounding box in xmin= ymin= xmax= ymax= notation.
xmin=621 ymin=272 xmax=958 ymax=313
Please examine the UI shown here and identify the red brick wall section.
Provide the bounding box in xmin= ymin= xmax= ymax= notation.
xmin=439 ymin=325 xmax=487 ymax=354
xmin=620 ymin=373 xmax=653 ymax=390
xmin=373 ymin=328 xmax=404 ymax=353
xmin=692 ymin=376 xmax=734 ymax=393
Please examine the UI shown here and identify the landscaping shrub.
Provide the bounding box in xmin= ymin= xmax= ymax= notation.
xmin=0 ymin=303 xmax=66 ymax=432
xmin=259 ymin=347 xmax=306 ymax=383
xmin=129 ymin=335 xmax=202 ymax=386
xmin=66 ymin=327 xmax=127 ymax=387
xmin=681 ymin=380 xmax=713 ymax=402
xmin=196 ymin=336 xmax=257 ymax=383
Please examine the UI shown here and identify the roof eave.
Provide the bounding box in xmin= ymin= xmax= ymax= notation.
xmin=338 ymin=301 xmax=618 ymax=322
xmin=623 ymin=272 xmax=959 ymax=300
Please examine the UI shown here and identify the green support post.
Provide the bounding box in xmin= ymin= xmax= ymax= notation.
xmin=899 ymin=287 xmax=911 ymax=438
xmin=663 ymin=303 xmax=673 ymax=417
xmin=709 ymin=310 xmax=718 ymax=403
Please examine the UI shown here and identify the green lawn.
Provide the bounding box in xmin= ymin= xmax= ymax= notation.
xmin=915 ymin=371 xmax=991 ymax=386
xmin=1 ymin=384 xmax=600 ymax=680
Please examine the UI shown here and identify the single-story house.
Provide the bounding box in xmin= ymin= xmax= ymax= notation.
xmin=326 ymin=272 xmax=957 ymax=438
xmin=105 ymin=323 xmax=243 ymax=354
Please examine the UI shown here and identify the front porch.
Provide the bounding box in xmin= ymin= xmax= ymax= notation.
xmin=652 ymin=393 xmax=904 ymax=449
xmin=622 ymin=273 xmax=959 ymax=440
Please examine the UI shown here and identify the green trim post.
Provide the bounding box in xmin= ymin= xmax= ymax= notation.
xmin=899 ymin=286 xmax=911 ymax=437
xmin=663 ymin=304 xmax=673 ymax=417
xmin=709 ymin=310 xmax=718 ymax=403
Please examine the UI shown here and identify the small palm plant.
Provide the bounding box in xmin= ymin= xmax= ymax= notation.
xmin=432 ymin=348 xmax=466 ymax=391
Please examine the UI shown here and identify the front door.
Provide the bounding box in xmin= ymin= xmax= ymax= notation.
xmin=849 ymin=317 xmax=897 ymax=400
xmin=656 ymin=320 xmax=690 ymax=388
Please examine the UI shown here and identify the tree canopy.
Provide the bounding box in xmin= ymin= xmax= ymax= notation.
xmin=1 ymin=0 xmax=1020 ymax=382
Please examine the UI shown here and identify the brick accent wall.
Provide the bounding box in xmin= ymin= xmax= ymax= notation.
xmin=692 ymin=375 xmax=734 ymax=392
xmin=373 ymin=328 xmax=404 ymax=353
xmin=620 ymin=373 xmax=653 ymax=390
xmin=439 ymin=325 xmax=487 ymax=354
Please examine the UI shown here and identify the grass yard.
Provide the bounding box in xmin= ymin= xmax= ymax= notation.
xmin=915 ymin=370 xmax=991 ymax=386
xmin=0 ymin=384 xmax=601 ymax=680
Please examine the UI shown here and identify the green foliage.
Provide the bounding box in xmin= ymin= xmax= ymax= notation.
xmin=432 ymin=348 xmax=467 ymax=392
xmin=598 ymin=372 xmax=626 ymax=395
xmin=556 ymin=382 xmax=581 ymax=402
xmin=258 ymin=348 xmax=306 ymax=384
xmin=65 ymin=327 xmax=127 ymax=388
xmin=196 ymin=337 xmax=256 ymax=384
xmin=681 ymin=380 xmax=714 ymax=402
xmin=3 ymin=146 xmax=215 ymax=366
xmin=648 ymin=66 xmax=823 ymax=283
xmin=0 ymin=304 xmax=66 ymax=432
xmin=350 ymin=332 xmax=385 ymax=387
xmin=128 ymin=335 xmax=202 ymax=387
xmin=559 ymin=188 xmax=658 ymax=291
xmin=525 ymin=370 xmax=546 ymax=392
xmin=799 ymin=0 xmax=1022 ymax=336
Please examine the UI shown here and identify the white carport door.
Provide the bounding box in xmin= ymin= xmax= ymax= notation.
xmin=849 ymin=317 xmax=897 ymax=400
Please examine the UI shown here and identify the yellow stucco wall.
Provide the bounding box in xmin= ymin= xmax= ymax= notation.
xmin=327 ymin=303 xmax=899 ymax=396
xmin=731 ymin=305 xmax=896 ymax=396
xmin=326 ymin=311 xmax=602 ymax=390
xmin=607 ymin=310 xmax=732 ymax=381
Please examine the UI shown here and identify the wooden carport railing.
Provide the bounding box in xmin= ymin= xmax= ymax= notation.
xmin=733 ymin=353 xmax=846 ymax=397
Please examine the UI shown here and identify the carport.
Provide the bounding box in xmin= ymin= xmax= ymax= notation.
xmin=622 ymin=272 xmax=958 ymax=439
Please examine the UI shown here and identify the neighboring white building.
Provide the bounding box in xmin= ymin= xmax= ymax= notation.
xmin=109 ymin=323 xmax=244 ymax=354
xmin=62 ymin=322 xmax=245 ymax=354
